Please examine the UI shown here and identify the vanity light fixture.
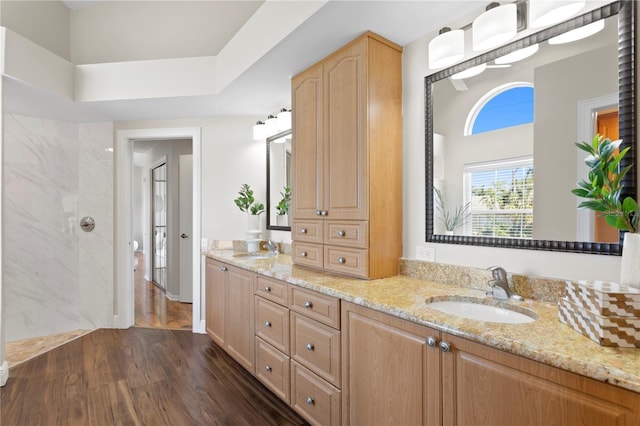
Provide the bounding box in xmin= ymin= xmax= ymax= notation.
xmin=264 ymin=114 xmax=278 ymax=136
xmin=529 ymin=0 xmax=585 ymax=28
xmin=548 ymin=19 xmax=604 ymax=44
xmin=276 ymin=108 xmax=291 ymax=131
xmin=252 ymin=121 xmax=267 ymax=140
xmin=473 ymin=2 xmax=518 ymax=51
xmin=450 ymin=63 xmax=487 ymax=80
xmin=428 ymin=27 xmax=465 ymax=70
xmin=494 ymin=43 xmax=539 ymax=64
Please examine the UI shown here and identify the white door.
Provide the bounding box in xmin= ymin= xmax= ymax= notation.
xmin=179 ymin=154 xmax=193 ymax=303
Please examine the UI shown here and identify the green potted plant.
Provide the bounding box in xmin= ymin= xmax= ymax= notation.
xmin=572 ymin=134 xmax=640 ymax=288
xmin=234 ymin=183 xmax=265 ymax=252
xmin=275 ymin=186 xmax=291 ymax=226
xmin=434 ymin=187 xmax=472 ymax=235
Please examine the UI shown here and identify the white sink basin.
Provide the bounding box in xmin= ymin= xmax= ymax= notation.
xmin=426 ymin=297 xmax=537 ymax=324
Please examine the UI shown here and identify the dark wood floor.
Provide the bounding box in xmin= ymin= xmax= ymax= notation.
xmin=1 ymin=328 xmax=308 ymax=426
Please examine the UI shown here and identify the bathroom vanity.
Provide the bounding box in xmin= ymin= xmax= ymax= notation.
xmin=204 ymin=249 xmax=640 ymax=425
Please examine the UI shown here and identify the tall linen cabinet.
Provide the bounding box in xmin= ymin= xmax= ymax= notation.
xmin=290 ymin=32 xmax=403 ymax=279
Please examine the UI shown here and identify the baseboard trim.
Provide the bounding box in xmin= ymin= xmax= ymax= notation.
xmin=0 ymin=360 xmax=9 ymax=386
xmin=166 ymin=292 xmax=179 ymax=302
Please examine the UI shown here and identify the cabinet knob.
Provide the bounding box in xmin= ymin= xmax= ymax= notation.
xmin=316 ymin=210 xmax=322 ymax=216
xmin=426 ymin=336 xmax=438 ymax=347
xmin=439 ymin=341 xmax=451 ymax=353
xmin=300 ymin=228 xmax=307 ymax=234
xmin=265 ymin=365 xmax=272 ymax=372
xmin=306 ymin=397 xmax=315 ymax=406
xmin=321 ymin=210 xmax=328 ymax=216
xmin=301 ymin=251 xmax=308 ymax=257
xmin=265 ymin=321 xmax=272 ymax=328
xmin=338 ymin=257 xmax=346 ymax=264
xmin=306 ymin=343 xmax=315 ymax=351
xmin=264 ymin=286 xmax=271 ymax=293
xmin=220 ymin=266 xmax=228 ymax=272
xmin=337 ymin=230 xmax=345 ymax=237
xmin=304 ymin=301 xmax=313 ymax=309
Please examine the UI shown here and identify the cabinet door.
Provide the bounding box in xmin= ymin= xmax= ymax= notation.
xmin=323 ymin=38 xmax=368 ymax=220
xmin=205 ymin=258 xmax=225 ymax=346
xmin=441 ymin=333 xmax=640 ymax=426
xmin=341 ymin=302 xmax=441 ymax=426
xmin=224 ymin=265 xmax=255 ymax=374
xmin=292 ymin=63 xmax=323 ymax=220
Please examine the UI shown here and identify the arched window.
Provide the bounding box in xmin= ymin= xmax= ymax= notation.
xmin=464 ymin=83 xmax=534 ymax=136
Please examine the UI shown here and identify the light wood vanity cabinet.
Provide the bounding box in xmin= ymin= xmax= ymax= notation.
xmin=252 ymin=276 xmax=342 ymax=425
xmin=291 ymin=31 xmax=402 ymax=279
xmin=204 ymin=258 xmax=255 ymax=374
xmin=342 ymin=301 xmax=640 ymax=426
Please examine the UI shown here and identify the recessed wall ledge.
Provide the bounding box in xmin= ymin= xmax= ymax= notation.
xmin=400 ymin=258 xmax=566 ymax=304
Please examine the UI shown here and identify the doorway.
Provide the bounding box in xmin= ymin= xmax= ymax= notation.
xmin=115 ymin=128 xmax=203 ymax=333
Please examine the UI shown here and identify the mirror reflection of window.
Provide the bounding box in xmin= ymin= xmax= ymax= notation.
xmin=464 ymin=157 xmax=534 ymax=238
xmin=465 ymin=83 xmax=534 ymax=135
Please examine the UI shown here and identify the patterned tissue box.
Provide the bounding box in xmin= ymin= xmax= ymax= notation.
xmin=558 ymin=298 xmax=640 ymax=348
xmin=564 ymin=280 xmax=640 ymax=317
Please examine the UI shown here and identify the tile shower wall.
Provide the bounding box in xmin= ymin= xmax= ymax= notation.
xmin=3 ymin=114 xmax=114 ymax=341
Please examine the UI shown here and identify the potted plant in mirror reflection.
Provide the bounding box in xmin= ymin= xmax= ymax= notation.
xmin=434 ymin=187 xmax=472 ymax=235
xmin=234 ymin=183 xmax=265 ymax=252
xmin=572 ymin=135 xmax=640 ymax=289
xmin=275 ymin=186 xmax=291 ymax=227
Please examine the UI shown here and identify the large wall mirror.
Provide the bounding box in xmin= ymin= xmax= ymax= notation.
xmin=425 ymin=0 xmax=635 ymax=255
xmin=267 ymin=129 xmax=292 ymax=231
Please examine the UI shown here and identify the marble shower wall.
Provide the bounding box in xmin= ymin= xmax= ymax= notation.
xmin=4 ymin=114 xmax=114 ymax=341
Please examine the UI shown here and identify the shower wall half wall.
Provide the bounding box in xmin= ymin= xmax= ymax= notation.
xmin=4 ymin=114 xmax=115 ymax=342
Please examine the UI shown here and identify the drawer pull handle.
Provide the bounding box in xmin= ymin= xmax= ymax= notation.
xmin=316 ymin=210 xmax=322 ymax=216
xmin=426 ymin=336 xmax=438 ymax=347
xmin=264 ymin=286 xmax=271 ymax=293
xmin=220 ymin=266 xmax=228 ymax=272
xmin=306 ymin=343 xmax=315 ymax=351
xmin=265 ymin=321 xmax=272 ymax=328
xmin=301 ymin=251 xmax=307 ymax=257
xmin=306 ymin=397 xmax=315 ymax=406
xmin=300 ymin=228 xmax=307 ymax=234
xmin=265 ymin=365 xmax=272 ymax=372
xmin=321 ymin=210 xmax=328 ymax=216
xmin=338 ymin=257 xmax=346 ymax=264
xmin=337 ymin=230 xmax=345 ymax=237
xmin=304 ymin=301 xmax=313 ymax=309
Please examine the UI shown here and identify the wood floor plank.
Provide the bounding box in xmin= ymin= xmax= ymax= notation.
xmin=2 ymin=328 xmax=308 ymax=426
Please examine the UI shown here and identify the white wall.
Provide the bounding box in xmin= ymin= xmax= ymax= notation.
xmin=132 ymin=165 xmax=144 ymax=252
xmin=117 ymin=117 xmax=266 ymax=244
xmin=3 ymin=114 xmax=114 ymax=341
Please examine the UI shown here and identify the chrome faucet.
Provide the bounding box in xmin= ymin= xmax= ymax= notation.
xmin=263 ymin=240 xmax=279 ymax=255
xmin=486 ymin=266 xmax=524 ymax=301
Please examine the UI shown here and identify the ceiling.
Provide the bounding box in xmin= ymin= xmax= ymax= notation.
xmin=5 ymin=1 xmax=481 ymax=122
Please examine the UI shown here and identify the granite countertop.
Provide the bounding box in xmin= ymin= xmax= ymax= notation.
xmin=204 ymin=248 xmax=640 ymax=394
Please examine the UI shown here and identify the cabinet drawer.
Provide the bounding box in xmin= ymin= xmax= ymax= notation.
xmin=255 ymin=297 xmax=290 ymax=354
xmin=324 ymin=246 xmax=369 ymax=279
xmin=324 ymin=221 xmax=368 ymax=248
xmin=291 ymin=361 xmax=341 ymax=426
xmin=292 ymin=220 xmax=323 ymax=244
xmin=255 ymin=338 xmax=290 ymax=404
xmin=255 ymin=276 xmax=288 ymax=306
xmin=292 ymin=242 xmax=324 ymax=269
xmin=290 ymin=286 xmax=340 ymax=329
xmin=290 ymin=312 xmax=341 ymax=387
